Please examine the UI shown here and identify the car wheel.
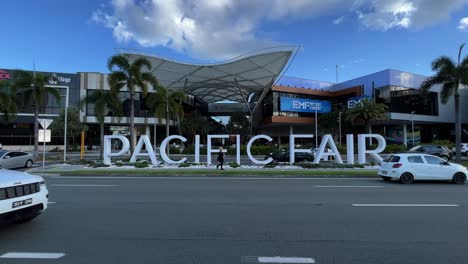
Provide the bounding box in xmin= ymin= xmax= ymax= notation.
xmin=452 ymin=172 xmax=466 ymax=185
xmin=24 ymin=160 xmax=33 ymax=168
xmin=381 ymin=176 xmax=392 ymax=182
xmin=399 ymin=173 xmax=414 ymax=184
xmin=25 ymin=159 xmax=33 ymax=168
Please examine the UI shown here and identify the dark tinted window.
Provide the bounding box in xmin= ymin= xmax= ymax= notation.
xmin=424 ymin=155 xmax=444 ymax=165
xmin=408 ymin=156 xmax=424 ymax=163
xmin=388 ymin=155 xmax=400 ymax=162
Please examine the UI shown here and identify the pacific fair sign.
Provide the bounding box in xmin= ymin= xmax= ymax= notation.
xmin=103 ymin=134 xmax=386 ymax=166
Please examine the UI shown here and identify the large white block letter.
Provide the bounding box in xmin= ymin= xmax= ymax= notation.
xmin=130 ymin=135 xmax=159 ymax=165
xmin=313 ymin=134 xmax=343 ymax=163
xmin=247 ymin=135 xmax=273 ymax=165
xmin=289 ymin=134 xmax=314 ymax=164
xmin=346 ymin=134 xmax=354 ymax=164
xmin=357 ymin=134 xmax=386 ymax=164
xmin=103 ymin=135 xmax=130 ymax=165
xmin=160 ymin=135 xmax=188 ymax=164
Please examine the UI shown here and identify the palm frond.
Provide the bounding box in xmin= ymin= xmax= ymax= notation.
xmin=432 ymin=56 xmax=456 ymax=73
xmin=108 ymin=55 xmax=130 ymax=72
xmin=440 ymin=81 xmax=457 ymax=104
xmin=131 ymin=57 xmax=152 ymax=73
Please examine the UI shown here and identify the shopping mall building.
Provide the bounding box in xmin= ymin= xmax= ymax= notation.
xmin=1 ymin=47 xmax=467 ymax=148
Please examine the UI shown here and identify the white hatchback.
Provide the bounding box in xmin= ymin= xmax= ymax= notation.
xmin=378 ymin=153 xmax=468 ymax=184
xmin=0 ymin=168 xmax=49 ymax=223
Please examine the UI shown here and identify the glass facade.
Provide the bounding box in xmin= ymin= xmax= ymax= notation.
xmin=375 ymin=86 xmax=438 ymax=116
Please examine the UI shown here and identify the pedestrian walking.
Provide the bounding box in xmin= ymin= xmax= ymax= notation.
xmin=216 ymin=147 xmax=225 ymax=170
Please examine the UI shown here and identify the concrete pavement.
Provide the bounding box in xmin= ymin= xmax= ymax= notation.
xmin=1 ymin=176 xmax=468 ymax=263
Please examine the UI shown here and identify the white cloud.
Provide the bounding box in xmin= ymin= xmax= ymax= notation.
xmin=92 ymin=0 xmax=468 ymax=59
xmin=458 ymin=17 xmax=468 ymax=31
xmin=333 ymin=16 xmax=345 ymax=25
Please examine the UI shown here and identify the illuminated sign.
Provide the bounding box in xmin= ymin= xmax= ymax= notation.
xmin=280 ymin=97 xmax=331 ymax=113
xmin=347 ymin=96 xmax=370 ymax=108
xmin=48 ymin=73 xmax=71 ymax=85
xmin=0 ymin=70 xmax=11 ymax=80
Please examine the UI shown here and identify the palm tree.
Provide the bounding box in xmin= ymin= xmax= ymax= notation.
xmin=146 ymin=84 xmax=167 ymax=149
xmin=165 ymin=90 xmax=185 ymax=136
xmin=421 ymin=44 xmax=468 ymax=162
xmin=11 ymin=70 xmax=61 ymax=159
xmin=346 ymin=98 xmax=388 ymax=135
xmin=107 ymin=54 xmax=158 ymax=154
xmin=0 ymin=80 xmax=18 ymax=124
xmin=80 ymin=89 xmax=122 ymax=159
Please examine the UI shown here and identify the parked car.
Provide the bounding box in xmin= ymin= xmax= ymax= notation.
xmin=409 ymin=145 xmax=453 ymax=161
xmin=378 ymin=153 xmax=467 ymax=184
xmin=0 ymin=151 xmax=34 ymax=169
xmin=0 ymin=143 xmax=2 ymax=150
xmin=0 ymin=168 xmax=49 ymax=223
xmin=451 ymin=143 xmax=468 ymax=156
xmin=265 ymin=151 xmax=315 ymax=162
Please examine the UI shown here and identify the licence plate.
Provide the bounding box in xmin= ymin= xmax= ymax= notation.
xmin=380 ymin=171 xmax=387 ymax=175
xmin=12 ymin=198 xmax=32 ymax=208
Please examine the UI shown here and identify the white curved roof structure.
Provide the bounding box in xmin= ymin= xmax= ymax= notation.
xmin=118 ymin=48 xmax=295 ymax=104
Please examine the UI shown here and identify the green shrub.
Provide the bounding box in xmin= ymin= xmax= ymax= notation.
xmin=384 ymin=144 xmax=407 ymax=153
xmin=91 ymin=162 xmax=109 ymax=168
xmin=115 ymin=161 xmax=124 ymax=167
xmin=264 ymin=163 xmax=277 ymax=168
xmin=135 ymin=160 xmax=149 ymax=168
xmin=169 ymin=146 xmax=181 ymax=154
xmin=430 ymin=140 xmax=454 ymax=148
xmin=178 ymin=162 xmax=190 ymax=167
xmin=337 ymin=145 xmax=347 ymax=154
xmin=182 ymin=145 xmax=207 ymax=155
xmin=249 ymin=145 xmax=278 ymax=155
xmin=229 ymin=162 xmax=240 ymax=168
xmin=293 ymin=162 xmax=366 ymax=169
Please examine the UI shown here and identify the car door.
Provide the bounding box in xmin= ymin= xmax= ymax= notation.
xmin=13 ymin=152 xmax=27 ymax=168
xmin=422 ymin=155 xmax=450 ymax=180
xmin=406 ymin=155 xmax=427 ymax=179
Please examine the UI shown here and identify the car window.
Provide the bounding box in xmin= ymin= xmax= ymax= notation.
xmin=15 ymin=152 xmax=27 ymax=157
xmin=407 ymin=156 xmax=424 ymax=163
xmin=388 ymin=155 xmax=400 ymax=162
xmin=424 ymin=155 xmax=445 ymax=165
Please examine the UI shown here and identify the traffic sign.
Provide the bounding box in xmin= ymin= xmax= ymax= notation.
xmin=38 ymin=129 xmax=51 ymax=143
xmin=38 ymin=119 xmax=53 ymax=129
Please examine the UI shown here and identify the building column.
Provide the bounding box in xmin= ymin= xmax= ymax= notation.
xmin=145 ymin=125 xmax=151 ymax=137
xmin=289 ymin=125 xmax=293 ymax=135
xmin=403 ymin=124 xmax=408 ymax=146
xmin=278 ymin=135 xmax=281 ymax=146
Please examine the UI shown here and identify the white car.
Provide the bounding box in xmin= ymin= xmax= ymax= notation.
xmin=0 ymin=168 xmax=48 ymax=223
xmin=452 ymin=143 xmax=468 ymax=156
xmin=378 ymin=153 xmax=468 ymax=184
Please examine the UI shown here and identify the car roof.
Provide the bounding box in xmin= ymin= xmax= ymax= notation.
xmin=389 ymin=153 xmax=438 ymax=157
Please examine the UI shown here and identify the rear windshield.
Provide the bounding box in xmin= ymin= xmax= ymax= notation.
xmin=385 ymin=155 xmax=400 ymax=162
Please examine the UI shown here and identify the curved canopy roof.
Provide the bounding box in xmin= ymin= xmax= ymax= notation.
xmin=119 ymin=48 xmax=294 ymax=104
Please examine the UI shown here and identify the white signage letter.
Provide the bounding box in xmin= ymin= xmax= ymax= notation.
xmin=160 ymin=135 xmax=188 ymax=164
xmin=236 ymin=135 xmax=241 ymax=165
xmin=247 ymin=135 xmax=273 ymax=165
xmin=194 ymin=135 xmax=200 ymax=163
xmin=289 ymin=134 xmax=314 ymax=164
xmin=313 ymin=134 xmax=343 ymax=163
xmin=357 ymin=134 xmax=386 ymax=164
xmin=103 ymin=135 xmax=130 ymax=165
xmin=206 ymin=135 xmax=229 ymax=165
xmin=130 ymin=135 xmax=159 ymax=165
xmin=346 ymin=134 xmax=354 ymax=164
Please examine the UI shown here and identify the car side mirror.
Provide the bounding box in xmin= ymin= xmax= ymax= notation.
xmin=442 ymin=161 xmax=450 ymax=166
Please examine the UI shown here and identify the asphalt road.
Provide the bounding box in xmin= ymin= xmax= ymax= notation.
xmin=1 ymin=176 xmax=468 ymax=264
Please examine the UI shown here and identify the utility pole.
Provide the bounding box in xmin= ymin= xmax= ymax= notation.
xmin=411 ymin=111 xmax=415 ymax=147
xmin=338 ymin=112 xmax=343 ymax=146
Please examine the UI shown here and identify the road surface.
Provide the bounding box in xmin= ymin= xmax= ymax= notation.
xmin=1 ymin=176 xmax=468 ymax=263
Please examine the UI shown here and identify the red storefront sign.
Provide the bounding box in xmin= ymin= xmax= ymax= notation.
xmin=0 ymin=70 xmax=11 ymax=80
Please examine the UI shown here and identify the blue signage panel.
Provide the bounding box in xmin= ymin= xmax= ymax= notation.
xmin=280 ymin=97 xmax=331 ymax=113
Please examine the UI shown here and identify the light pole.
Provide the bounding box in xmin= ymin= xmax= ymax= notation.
xmin=411 ymin=111 xmax=415 ymax=147
xmin=60 ymin=87 xmax=69 ymax=162
xmin=338 ymin=112 xmax=343 ymax=146
xmin=315 ymin=108 xmax=318 ymax=148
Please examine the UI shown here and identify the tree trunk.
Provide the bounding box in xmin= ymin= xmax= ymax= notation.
xmin=165 ymin=108 xmax=170 ymax=153
xmin=99 ymin=121 xmax=104 ymax=160
xmin=455 ymin=93 xmax=462 ymax=162
xmin=33 ymin=103 xmax=39 ymax=160
xmin=153 ymin=113 xmax=157 ymax=150
xmin=129 ymin=89 xmax=135 ymax=154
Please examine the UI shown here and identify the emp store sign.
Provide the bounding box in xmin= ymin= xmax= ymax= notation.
xmin=103 ymin=134 xmax=386 ymax=165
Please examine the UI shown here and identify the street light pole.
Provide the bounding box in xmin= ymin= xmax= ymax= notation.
xmin=338 ymin=112 xmax=343 ymax=146
xmin=315 ymin=108 xmax=318 ymax=148
xmin=62 ymin=87 xmax=69 ymax=162
xmin=411 ymin=111 xmax=415 ymax=147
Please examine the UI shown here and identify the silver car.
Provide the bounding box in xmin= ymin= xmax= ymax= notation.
xmin=0 ymin=151 xmax=34 ymax=169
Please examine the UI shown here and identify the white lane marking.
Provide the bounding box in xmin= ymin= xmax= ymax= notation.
xmin=258 ymin=256 xmax=315 ymax=263
xmin=0 ymin=252 xmax=65 ymax=259
xmin=48 ymin=202 xmax=56 ymax=204
xmin=352 ymin=204 xmax=460 ymax=207
xmin=50 ymin=184 xmax=118 ymax=187
xmin=314 ymin=185 xmax=384 ymax=188
xmin=51 ymin=176 xmax=370 ymax=180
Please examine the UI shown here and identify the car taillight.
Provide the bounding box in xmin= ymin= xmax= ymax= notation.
xmin=392 ymin=163 xmax=403 ymax=168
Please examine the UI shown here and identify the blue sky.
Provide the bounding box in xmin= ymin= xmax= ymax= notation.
xmin=1 ymin=0 xmax=467 ymax=83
